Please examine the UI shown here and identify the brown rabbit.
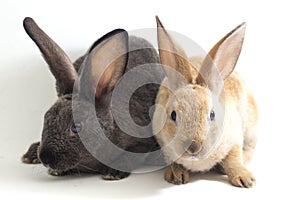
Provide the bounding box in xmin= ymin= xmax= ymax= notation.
xmin=153 ymin=17 xmax=258 ymax=187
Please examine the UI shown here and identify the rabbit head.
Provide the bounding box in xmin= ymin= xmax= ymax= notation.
xmin=24 ymin=17 xmax=128 ymax=172
xmin=154 ymin=17 xmax=246 ymax=162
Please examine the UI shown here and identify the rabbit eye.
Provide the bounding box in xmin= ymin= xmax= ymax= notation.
xmin=210 ymin=110 xmax=215 ymax=121
xmin=171 ymin=111 xmax=176 ymax=121
xmin=70 ymin=123 xmax=82 ymax=134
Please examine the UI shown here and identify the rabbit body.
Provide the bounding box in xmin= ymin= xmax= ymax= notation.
xmin=153 ymin=18 xmax=258 ymax=187
xmin=22 ymin=17 xmax=164 ymax=179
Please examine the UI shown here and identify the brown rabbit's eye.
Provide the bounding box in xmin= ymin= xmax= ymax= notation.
xmin=70 ymin=123 xmax=81 ymax=134
xmin=171 ymin=111 xmax=176 ymax=121
xmin=210 ymin=110 xmax=215 ymax=121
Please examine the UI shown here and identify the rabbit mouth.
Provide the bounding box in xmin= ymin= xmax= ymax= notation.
xmin=38 ymin=151 xmax=80 ymax=171
xmin=43 ymin=161 xmax=79 ymax=171
xmin=181 ymin=146 xmax=207 ymax=160
xmin=38 ymin=146 xmax=81 ymax=171
xmin=182 ymin=152 xmax=200 ymax=160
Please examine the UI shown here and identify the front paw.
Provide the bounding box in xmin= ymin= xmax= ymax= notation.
xmin=224 ymin=145 xmax=256 ymax=188
xmin=21 ymin=142 xmax=41 ymax=164
xmin=164 ymin=163 xmax=189 ymax=185
xmin=102 ymin=168 xmax=130 ymax=181
xmin=48 ymin=169 xmax=65 ymax=176
xmin=48 ymin=169 xmax=76 ymax=176
xmin=228 ymin=168 xmax=256 ymax=188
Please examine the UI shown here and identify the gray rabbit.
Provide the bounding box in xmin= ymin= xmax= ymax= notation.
xmin=21 ymin=17 xmax=165 ymax=180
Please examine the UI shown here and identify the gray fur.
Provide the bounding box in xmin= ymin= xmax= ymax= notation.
xmin=22 ymin=18 xmax=165 ymax=179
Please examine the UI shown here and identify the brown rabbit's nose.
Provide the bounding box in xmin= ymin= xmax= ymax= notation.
xmin=39 ymin=149 xmax=56 ymax=166
xmin=185 ymin=140 xmax=202 ymax=155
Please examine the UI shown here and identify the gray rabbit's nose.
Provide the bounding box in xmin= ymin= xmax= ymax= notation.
xmin=39 ymin=149 xmax=56 ymax=166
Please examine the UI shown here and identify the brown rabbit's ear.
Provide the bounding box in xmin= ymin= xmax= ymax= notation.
xmin=23 ymin=17 xmax=78 ymax=96
xmin=156 ymin=16 xmax=193 ymax=88
xmin=80 ymin=29 xmax=128 ymax=103
xmin=198 ymin=23 xmax=246 ymax=91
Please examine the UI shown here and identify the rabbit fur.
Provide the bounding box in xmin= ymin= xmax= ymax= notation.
xmin=21 ymin=17 xmax=165 ymax=180
xmin=152 ymin=17 xmax=258 ymax=187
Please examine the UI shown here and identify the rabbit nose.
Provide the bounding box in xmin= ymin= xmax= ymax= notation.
xmin=185 ymin=140 xmax=202 ymax=155
xmin=39 ymin=148 xmax=56 ymax=166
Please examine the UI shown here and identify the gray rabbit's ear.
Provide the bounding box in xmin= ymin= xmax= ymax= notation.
xmin=80 ymin=29 xmax=128 ymax=103
xmin=23 ymin=17 xmax=78 ymax=96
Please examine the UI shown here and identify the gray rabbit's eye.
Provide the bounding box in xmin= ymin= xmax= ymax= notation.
xmin=70 ymin=123 xmax=82 ymax=135
xmin=210 ymin=110 xmax=215 ymax=121
xmin=171 ymin=111 xmax=176 ymax=121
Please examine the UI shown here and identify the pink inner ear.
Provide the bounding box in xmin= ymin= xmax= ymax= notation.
xmin=94 ymin=66 xmax=115 ymax=99
xmin=206 ymin=23 xmax=246 ymax=80
xmin=95 ymin=74 xmax=109 ymax=99
xmin=214 ymin=34 xmax=244 ymax=79
xmin=92 ymin=53 xmax=128 ymax=101
xmin=157 ymin=21 xmax=193 ymax=85
xmin=85 ymin=30 xmax=128 ymax=101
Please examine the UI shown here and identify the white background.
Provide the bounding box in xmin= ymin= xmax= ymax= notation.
xmin=0 ymin=0 xmax=299 ymax=199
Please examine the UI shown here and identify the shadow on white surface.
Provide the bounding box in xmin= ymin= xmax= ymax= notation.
xmin=2 ymin=157 xmax=239 ymax=199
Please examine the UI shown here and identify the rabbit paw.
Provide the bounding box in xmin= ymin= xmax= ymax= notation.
xmin=48 ymin=169 xmax=65 ymax=176
xmin=102 ymin=168 xmax=130 ymax=181
xmin=48 ymin=169 xmax=74 ymax=176
xmin=48 ymin=168 xmax=79 ymax=176
xmin=21 ymin=142 xmax=41 ymax=164
xmin=224 ymin=146 xmax=256 ymax=188
xmin=229 ymin=168 xmax=256 ymax=188
xmin=164 ymin=163 xmax=189 ymax=185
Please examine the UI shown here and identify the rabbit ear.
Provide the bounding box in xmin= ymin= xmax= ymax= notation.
xmin=156 ymin=16 xmax=193 ymax=88
xmin=197 ymin=23 xmax=246 ymax=91
xmin=23 ymin=17 xmax=77 ymax=95
xmin=80 ymin=29 xmax=128 ymax=103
